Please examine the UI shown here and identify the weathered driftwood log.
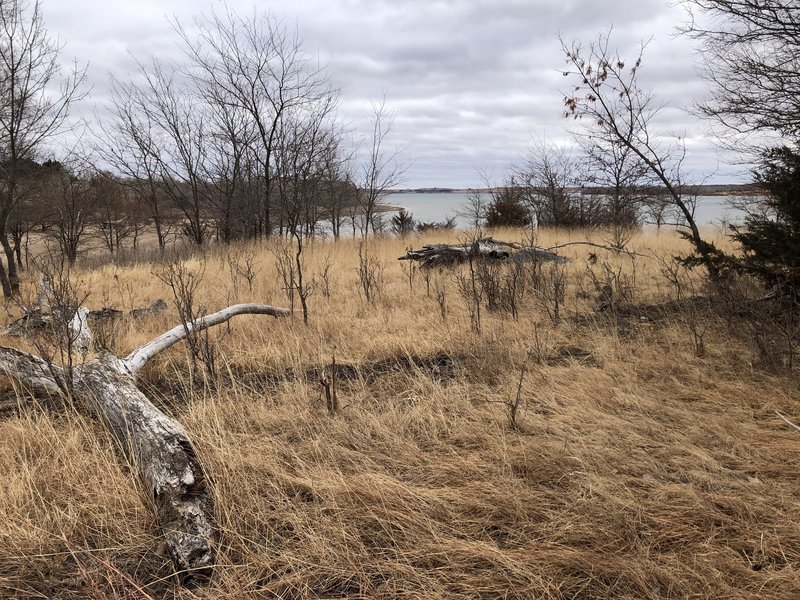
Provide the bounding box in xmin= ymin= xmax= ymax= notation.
xmin=398 ymin=237 xmax=569 ymax=268
xmin=0 ymin=302 xmax=290 ymax=583
xmin=130 ymin=298 xmax=168 ymax=319
xmin=4 ymin=299 xmax=169 ymax=337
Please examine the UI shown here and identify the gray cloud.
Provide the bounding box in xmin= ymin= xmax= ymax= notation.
xmin=42 ymin=0 xmax=744 ymax=187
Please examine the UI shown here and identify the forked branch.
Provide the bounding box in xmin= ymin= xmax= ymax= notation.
xmin=0 ymin=300 xmax=291 ymax=582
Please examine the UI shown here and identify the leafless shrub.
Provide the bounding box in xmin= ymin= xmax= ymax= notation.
xmin=477 ymin=260 xmax=527 ymax=320
xmin=271 ymin=236 xmax=316 ymax=324
xmin=154 ymin=259 xmax=219 ymax=386
xmin=529 ymin=260 xmax=567 ymax=323
xmin=357 ymin=242 xmax=384 ymax=303
xmin=478 ymin=262 xmax=502 ymax=313
xmin=272 ymin=241 xmax=297 ymax=313
xmin=584 ymin=260 xmax=635 ymax=315
xmin=319 ymin=353 xmax=340 ymax=414
xmin=456 ymin=255 xmax=482 ymax=333
xmin=720 ymin=277 xmax=800 ymax=371
xmin=400 ymin=258 xmax=416 ymax=291
xmin=319 ymin=254 xmax=334 ymax=300
xmin=656 ymin=254 xmax=708 ymax=358
xmin=421 ymin=267 xmax=433 ymax=297
xmin=111 ymin=268 xmax=136 ymax=312
xmin=433 ymin=279 xmax=448 ymax=325
xmin=226 ymin=250 xmax=259 ymax=298
xmin=508 ymin=345 xmax=538 ymax=430
xmin=604 ymin=224 xmax=638 ymax=253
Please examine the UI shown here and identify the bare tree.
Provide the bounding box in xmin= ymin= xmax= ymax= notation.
xmin=680 ymin=0 xmax=800 ymax=138
xmin=577 ymin=128 xmax=649 ymax=248
xmin=91 ymin=172 xmax=135 ymax=257
xmin=133 ymin=59 xmax=210 ymax=246
xmin=357 ymin=98 xmax=406 ymax=236
xmin=561 ymin=32 xmax=723 ymax=281
xmin=175 ymin=7 xmax=335 ymax=238
xmin=94 ymin=77 xmax=172 ymax=251
xmin=271 ymin=100 xmax=338 ymax=323
xmin=200 ymin=79 xmax=256 ymax=243
xmin=319 ymin=137 xmax=357 ymax=239
xmin=272 ymin=98 xmax=338 ymax=236
xmin=517 ymin=140 xmax=583 ymax=228
xmin=0 ymin=0 xmax=87 ymax=294
xmin=42 ymin=162 xmax=92 ymax=266
xmin=461 ymin=187 xmax=488 ymax=230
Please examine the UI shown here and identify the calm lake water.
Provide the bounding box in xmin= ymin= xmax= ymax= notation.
xmin=387 ymin=192 xmax=749 ymax=229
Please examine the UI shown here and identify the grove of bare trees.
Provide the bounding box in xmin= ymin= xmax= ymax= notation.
xmin=0 ymin=1 xmax=412 ymax=299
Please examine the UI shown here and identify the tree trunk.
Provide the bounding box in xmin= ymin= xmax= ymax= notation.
xmin=1 ymin=234 xmax=19 ymax=294
xmin=77 ymin=353 xmax=215 ymax=580
xmin=0 ymin=254 xmax=11 ymax=298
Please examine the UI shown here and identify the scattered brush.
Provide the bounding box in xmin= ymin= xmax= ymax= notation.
xmin=0 ymin=227 xmax=798 ymax=598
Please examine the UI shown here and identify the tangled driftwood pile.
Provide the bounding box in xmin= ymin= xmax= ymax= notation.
xmin=398 ymin=237 xmax=568 ymax=268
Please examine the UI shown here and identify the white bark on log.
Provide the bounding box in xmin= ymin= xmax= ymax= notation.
xmin=0 ymin=346 xmax=63 ymax=394
xmin=125 ymin=303 xmax=290 ymax=373
xmin=70 ymin=307 xmax=92 ymax=357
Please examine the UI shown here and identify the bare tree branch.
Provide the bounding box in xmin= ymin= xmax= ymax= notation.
xmin=125 ymin=303 xmax=291 ymax=373
xmin=775 ymin=409 xmax=800 ymax=433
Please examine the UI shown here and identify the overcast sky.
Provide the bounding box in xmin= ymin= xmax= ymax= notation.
xmin=44 ymin=0 xmax=747 ymax=188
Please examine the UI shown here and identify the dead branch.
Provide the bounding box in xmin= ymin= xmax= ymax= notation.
xmin=125 ymin=303 xmax=290 ymax=373
xmin=544 ymin=241 xmax=652 ymax=260
xmin=775 ymin=410 xmax=800 ymax=433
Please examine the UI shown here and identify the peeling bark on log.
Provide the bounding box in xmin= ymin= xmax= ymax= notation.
xmin=398 ymin=237 xmax=569 ymax=268
xmin=0 ymin=302 xmax=291 ymax=584
xmin=77 ymin=353 xmax=215 ymax=580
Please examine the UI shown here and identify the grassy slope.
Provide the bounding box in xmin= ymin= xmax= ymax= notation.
xmin=0 ymin=228 xmax=798 ymax=599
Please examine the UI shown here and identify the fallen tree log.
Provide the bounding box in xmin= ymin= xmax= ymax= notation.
xmin=0 ymin=302 xmax=290 ymax=583
xmin=398 ymin=237 xmax=569 ymax=268
xmin=3 ymin=298 xmax=169 ymax=337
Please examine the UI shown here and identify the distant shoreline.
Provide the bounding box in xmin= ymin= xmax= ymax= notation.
xmin=388 ymin=184 xmax=761 ymax=197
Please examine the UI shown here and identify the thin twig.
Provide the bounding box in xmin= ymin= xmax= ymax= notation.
xmin=544 ymin=240 xmax=652 ymax=259
xmin=775 ymin=410 xmax=800 ymax=433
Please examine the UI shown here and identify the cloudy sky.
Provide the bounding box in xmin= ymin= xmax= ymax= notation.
xmin=44 ymin=0 xmax=746 ymax=188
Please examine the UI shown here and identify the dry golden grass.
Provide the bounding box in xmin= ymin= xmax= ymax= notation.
xmin=1 ymin=227 xmax=799 ymax=598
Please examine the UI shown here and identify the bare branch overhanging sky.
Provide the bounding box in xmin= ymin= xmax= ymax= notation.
xmin=45 ymin=0 xmax=747 ymax=188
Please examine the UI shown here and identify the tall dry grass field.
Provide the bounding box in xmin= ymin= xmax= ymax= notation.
xmin=0 ymin=227 xmax=798 ymax=598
